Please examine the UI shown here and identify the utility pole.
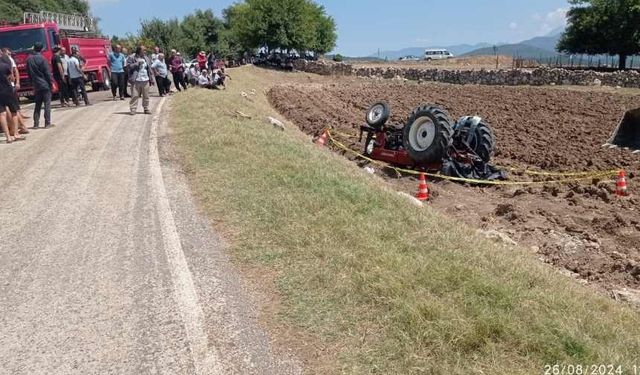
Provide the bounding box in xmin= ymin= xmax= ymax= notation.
xmin=493 ymin=45 xmax=499 ymax=69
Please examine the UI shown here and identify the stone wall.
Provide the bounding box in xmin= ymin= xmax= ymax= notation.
xmin=292 ymin=59 xmax=640 ymax=88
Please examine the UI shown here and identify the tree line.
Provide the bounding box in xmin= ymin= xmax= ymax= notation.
xmin=559 ymin=0 xmax=640 ymax=70
xmin=114 ymin=0 xmax=337 ymax=60
xmin=0 ymin=0 xmax=90 ymax=22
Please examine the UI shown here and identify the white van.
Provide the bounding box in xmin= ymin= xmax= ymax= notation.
xmin=424 ymin=49 xmax=454 ymax=60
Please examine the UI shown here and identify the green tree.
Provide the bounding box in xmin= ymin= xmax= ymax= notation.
xmin=224 ymin=0 xmax=337 ymax=55
xmin=139 ymin=17 xmax=183 ymax=53
xmin=0 ymin=0 xmax=91 ymax=22
xmin=558 ymin=0 xmax=640 ymax=70
xmin=178 ymin=9 xmax=224 ymax=58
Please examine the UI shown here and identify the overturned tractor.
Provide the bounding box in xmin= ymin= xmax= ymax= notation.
xmin=359 ymin=103 xmax=502 ymax=179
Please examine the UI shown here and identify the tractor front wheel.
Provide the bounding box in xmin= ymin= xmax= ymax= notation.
xmin=403 ymin=105 xmax=453 ymax=164
xmin=366 ymin=102 xmax=390 ymax=129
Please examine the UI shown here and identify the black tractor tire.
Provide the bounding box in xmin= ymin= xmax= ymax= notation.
xmin=366 ymin=102 xmax=390 ymax=128
xmin=402 ymin=105 xmax=453 ymax=164
xmin=453 ymin=116 xmax=495 ymax=162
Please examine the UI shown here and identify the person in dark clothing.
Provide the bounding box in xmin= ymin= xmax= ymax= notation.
xmin=169 ymin=51 xmax=187 ymax=92
xmin=122 ymin=47 xmax=131 ymax=98
xmin=0 ymin=59 xmax=24 ymax=143
xmin=51 ymin=47 xmax=69 ymax=107
xmin=26 ymin=42 xmax=54 ymax=129
xmin=206 ymin=51 xmax=215 ymax=70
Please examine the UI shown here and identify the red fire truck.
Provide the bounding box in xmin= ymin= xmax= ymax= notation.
xmin=0 ymin=11 xmax=111 ymax=97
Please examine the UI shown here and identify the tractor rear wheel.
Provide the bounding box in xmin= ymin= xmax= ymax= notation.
xmin=453 ymin=116 xmax=495 ymax=162
xmin=403 ymin=105 xmax=453 ymax=164
xmin=366 ymin=102 xmax=390 ymax=129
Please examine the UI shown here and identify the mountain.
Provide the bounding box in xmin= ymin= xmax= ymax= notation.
xmin=371 ymin=43 xmax=492 ymax=60
xmin=461 ymin=27 xmax=566 ymax=58
xmin=371 ymin=27 xmax=566 ymax=60
xmin=461 ymin=44 xmax=558 ymax=59
xmin=518 ymin=32 xmax=562 ymax=53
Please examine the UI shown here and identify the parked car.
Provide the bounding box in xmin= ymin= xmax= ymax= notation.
xmin=424 ymin=49 xmax=454 ymax=61
xmin=399 ymin=55 xmax=421 ymax=61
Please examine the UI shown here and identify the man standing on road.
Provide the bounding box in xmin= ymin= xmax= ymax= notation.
xmin=122 ymin=47 xmax=131 ymax=98
xmin=51 ymin=47 xmax=69 ymax=107
xmin=127 ymin=45 xmax=155 ymax=115
xmin=26 ymin=42 xmax=54 ymax=129
xmin=60 ymin=47 xmax=71 ymax=106
xmin=67 ymin=48 xmax=91 ymax=106
xmin=151 ymin=53 xmax=171 ymax=97
xmin=169 ymin=51 xmax=187 ymax=92
xmin=109 ymin=44 xmax=126 ymax=101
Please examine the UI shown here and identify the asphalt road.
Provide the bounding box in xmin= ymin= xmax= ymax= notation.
xmin=0 ymin=90 xmax=301 ymax=374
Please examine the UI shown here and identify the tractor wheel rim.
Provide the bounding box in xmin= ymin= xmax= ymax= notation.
xmin=409 ymin=117 xmax=436 ymax=152
xmin=368 ymin=104 xmax=385 ymax=124
xmin=366 ymin=139 xmax=375 ymax=154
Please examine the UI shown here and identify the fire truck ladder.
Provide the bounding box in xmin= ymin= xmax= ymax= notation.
xmin=23 ymin=11 xmax=97 ymax=32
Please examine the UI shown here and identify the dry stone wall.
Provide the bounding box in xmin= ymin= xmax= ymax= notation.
xmin=292 ymin=59 xmax=640 ymax=88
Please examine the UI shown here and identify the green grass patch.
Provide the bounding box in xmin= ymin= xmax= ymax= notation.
xmin=170 ymin=67 xmax=640 ymax=374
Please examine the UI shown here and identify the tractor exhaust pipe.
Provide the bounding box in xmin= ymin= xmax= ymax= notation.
xmin=607 ymin=108 xmax=640 ymax=151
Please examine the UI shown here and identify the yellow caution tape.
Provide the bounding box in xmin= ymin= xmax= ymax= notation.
xmin=325 ymin=130 xmax=618 ymax=186
xmin=501 ymin=166 xmax=620 ymax=178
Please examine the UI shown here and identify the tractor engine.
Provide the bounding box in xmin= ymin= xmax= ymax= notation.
xmin=385 ymin=129 xmax=404 ymax=151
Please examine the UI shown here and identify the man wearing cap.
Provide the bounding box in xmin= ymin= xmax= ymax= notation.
xmin=197 ymin=51 xmax=207 ymax=70
xmin=169 ymin=51 xmax=187 ymax=92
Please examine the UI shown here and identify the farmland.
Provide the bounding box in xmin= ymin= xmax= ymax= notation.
xmin=269 ymin=79 xmax=640 ymax=295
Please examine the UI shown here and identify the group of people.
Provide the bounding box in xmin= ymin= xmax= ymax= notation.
xmin=0 ymin=42 xmax=231 ymax=144
xmin=189 ymin=50 xmax=229 ymax=89
xmin=108 ymin=46 xmax=229 ymax=115
xmin=0 ymin=42 xmax=100 ymax=144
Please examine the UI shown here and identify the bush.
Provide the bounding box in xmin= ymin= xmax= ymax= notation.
xmin=333 ymin=54 xmax=343 ymax=62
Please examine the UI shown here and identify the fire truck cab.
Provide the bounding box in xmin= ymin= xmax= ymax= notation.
xmin=0 ymin=11 xmax=111 ymax=97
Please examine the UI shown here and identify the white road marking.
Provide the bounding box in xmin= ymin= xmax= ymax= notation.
xmin=149 ymin=97 xmax=223 ymax=375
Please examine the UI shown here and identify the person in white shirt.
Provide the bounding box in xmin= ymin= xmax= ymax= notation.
xmin=188 ymin=64 xmax=199 ymax=87
xmin=197 ymin=69 xmax=211 ymax=87
xmin=67 ymin=48 xmax=90 ymax=106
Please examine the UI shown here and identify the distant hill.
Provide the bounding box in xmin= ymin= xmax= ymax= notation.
xmin=371 ymin=28 xmax=566 ymax=61
xmin=462 ymin=44 xmax=558 ymax=59
xmin=462 ymin=28 xmax=564 ymax=59
xmin=371 ymin=43 xmax=493 ymax=60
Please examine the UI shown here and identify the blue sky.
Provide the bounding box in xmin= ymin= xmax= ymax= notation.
xmin=90 ymin=0 xmax=570 ymax=56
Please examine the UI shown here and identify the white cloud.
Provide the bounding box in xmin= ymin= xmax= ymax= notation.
xmin=509 ymin=22 xmax=518 ymax=30
xmin=537 ymin=7 xmax=568 ymax=35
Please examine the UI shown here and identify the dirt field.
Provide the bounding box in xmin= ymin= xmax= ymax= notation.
xmin=268 ymin=80 xmax=640 ymax=295
xmin=350 ymin=55 xmax=515 ymax=70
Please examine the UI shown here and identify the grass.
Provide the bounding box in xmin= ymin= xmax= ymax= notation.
xmin=170 ymin=66 xmax=640 ymax=374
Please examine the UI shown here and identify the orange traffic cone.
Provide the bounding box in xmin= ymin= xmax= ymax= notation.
xmin=316 ymin=129 xmax=328 ymax=146
xmin=616 ymin=170 xmax=629 ymax=197
xmin=415 ymin=172 xmax=430 ymax=201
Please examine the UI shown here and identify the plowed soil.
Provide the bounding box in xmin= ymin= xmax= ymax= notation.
xmin=268 ymin=81 xmax=640 ymax=295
